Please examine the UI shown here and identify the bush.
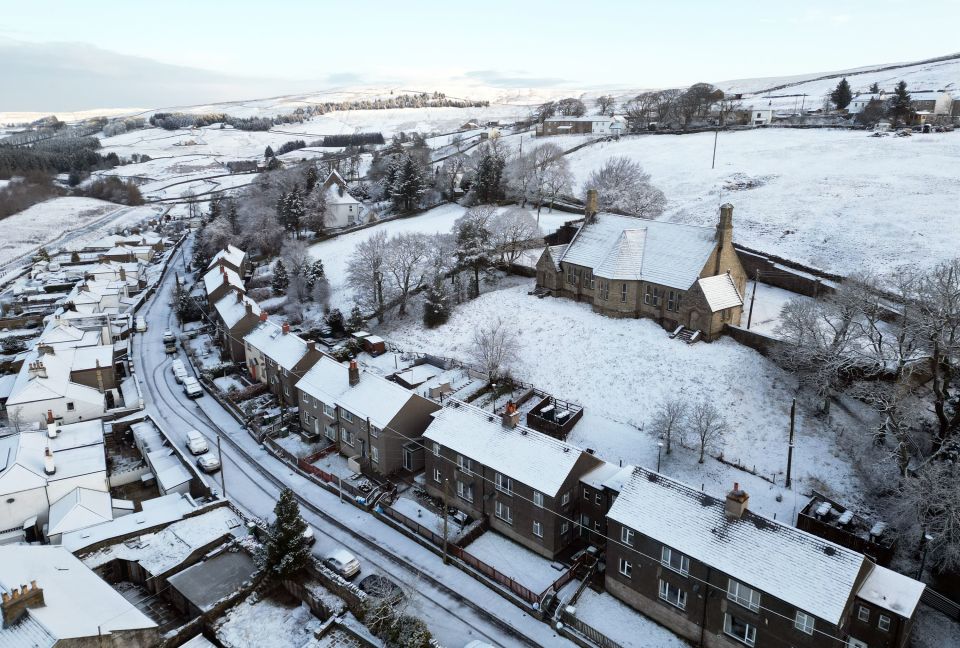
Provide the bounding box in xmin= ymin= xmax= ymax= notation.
xmin=80 ymin=176 xmax=144 ymax=205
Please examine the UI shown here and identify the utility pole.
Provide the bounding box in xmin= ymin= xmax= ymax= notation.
xmin=711 ymin=129 xmax=719 ymax=169
xmin=217 ymin=432 xmax=226 ymax=497
xmin=442 ymin=478 xmax=450 ymax=565
xmin=746 ymin=269 xmax=760 ymax=329
xmin=786 ymin=398 xmax=796 ymax=489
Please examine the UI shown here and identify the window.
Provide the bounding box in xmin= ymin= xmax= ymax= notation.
xmin=495 ymin=473 xmax=513 ymax=495
xmin=341 ymin=410 xmax=354 ymax=423
xmin=794 ymin=611 xmax=814 ymax=635
xmin=644 ymin=285 xmax=652 ymax=305
xmin=659 ymin=579 xmax=687 ymax=610
xmin=433 ymin=468 xmax=442 ymax=483
xmin=618 ymin=558 xmax=632 ymax=578
xmin=653 ymin=287 xmax=662 ymax=306
xmin=283 ymin=384 xmax=290 ymax=396
xmin=457 ymin=455 xmax=471 ymax=473
xmin=533 ymin=491 xmax=544 ymax=508
xmin=584 ymin=271 xmax=595 ymax=290
xmin=594 ymin=520 xmax=601 ymax=531
xmin=341 ymin=428 xmax=353 ymax=446
xmin=583 ymin=488 xmax=591 ymax=500
xmin=495 ymin=501 xmax=513 ymax=524
xmin=323 ymin=403 xmax=335 ymax=418
xmin=599 ymin=279 xmax=609 ymax=301
xmin=727 ymin=579 xmax=761 ymax=612
xmin=878 ymin=615 xmax=891 ymax=632
xmin=66 ymin=402 xmax=75 ymax=411
xmin=595 ymin=492 xmax=602 ymax=505
xmin=432 ymin=442 xmax=440 ymax=456
xmin=370 ymin=425 xmax=380 ymax=438
xmin=667 ymin=290 xmax=681 ymax=312
xmin=560 ymin=521 xmax=569 ymax=535
xmin=723 ymin=614 xmax=756 ymax=647
xmin=857 ymin=606 xmax=870 ymax=622
xmin=456 ymin=480 xmax=474 ymax=503
xmin=533 ymin=521 xmax=543 ymax=537
xmin=661 ymin=547 xmax=690 ymax=576
xmin=371 ymin=446 xmax=379 ymax=464
xmin=325 ymin=425 xmax=337 ymax=441
xmin=566 ymin=267 xmax=576 ymax=285
xmin=621 ymin=527 xmax=635 ymax=546
xmin=561 ymin=491 xmax=571 ymax=506
xmin=620 ymin=282 xmax=628 ymax=303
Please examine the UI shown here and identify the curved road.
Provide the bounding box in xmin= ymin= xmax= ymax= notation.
xmin=132 ymin=240 xmax=572 ymax=648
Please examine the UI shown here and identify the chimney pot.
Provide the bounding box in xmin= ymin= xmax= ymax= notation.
xmin=348 ymin=360 xmax=360 ymax=387
xmin=235 ymin=289 xmax=243 ymax=303
xmin=282 ymin=322 xmax=290 ymax=335
xmin=259 ymin=311 xmax=268 ymax=322
xmin=44 ymin=447 xmax=56 ymax=476
xmin=725 ymin=482 xmax=749 ymax=519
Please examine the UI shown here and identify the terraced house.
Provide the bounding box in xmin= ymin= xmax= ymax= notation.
xmin=243 ymin=319 xmax=322 ymax=408
xmin=536 ymin=194 xmax=747 ymax=341
xmin=603 ymin=467 xmax=924 ymax=648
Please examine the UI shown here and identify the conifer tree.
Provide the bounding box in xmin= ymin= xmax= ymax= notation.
xmin=889 ymin=81 xmax=913 ymax=126
xmin=830 ymin=78 xmax=852 ymax=110
xmin=869 ymin=82 xmax=880 ymax=93
xmin=423 ymin=275 xmax=450 ymax=328
xmin=272 ymin=259 xmax=289 ymax=295
xmin=347 ymin=304 xmax=365 ymax=332
xmin=35 ymin=247 xmax=50 ymax=262
xmin=257 ymin=488 xmax=310 ymax=582
xmin=305 ymin=165 xmax=319 ymax=193
xmin=264 ymin=145 xmax=275 ymax=159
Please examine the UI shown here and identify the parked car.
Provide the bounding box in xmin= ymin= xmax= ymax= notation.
xmin=135 ymin=316 xmax=147 ymax=332
xmin=183 ymin=376 xmax=203 ymax=398
xmin=324 ymin=549 xmax=360 ymax=579
xmin=463 ymin=642 xmax=496 ymax=648
xmin=164 ymin=341 xmax=177 ymax=354
xmin=171 ymin=359 xmax=188 ymax=383
xmin=162 ymin=330 xmax=176 ymax=343
xmin=185 ymin=430 xmax=208 ymax=455
xmin=196 ymin=453 xmax=220 ymax=473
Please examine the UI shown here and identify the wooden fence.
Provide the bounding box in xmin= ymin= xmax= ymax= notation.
xmin=561 ymin=611 xmax=626 ymax=648
xmin=922 ymin=588 xmax=960 ymax=620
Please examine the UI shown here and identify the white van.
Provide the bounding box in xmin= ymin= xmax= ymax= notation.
xmin=185 ymin=430 xmax=208 ymax=455
xmin=135 ymin=316 xmax=147 ymax=332
xmin=171 ymin=359 xmax=188 ymax=383
xmin=183 ymin=376 xmax=203 ymax=399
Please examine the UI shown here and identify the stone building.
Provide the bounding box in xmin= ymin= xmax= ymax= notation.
xmin=535 ymin=193 xmax=747 ymax=341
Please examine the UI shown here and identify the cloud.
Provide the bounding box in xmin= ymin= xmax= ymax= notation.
xmin=462 ymin=69 xmax=568 ymax=88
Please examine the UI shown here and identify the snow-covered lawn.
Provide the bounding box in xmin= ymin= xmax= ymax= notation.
xmin=390 ymin=495 xmax=460 ymax=540
xmin=572 ymin=589 xmax=691 ymax=648
xmin=562 ymin=128 xmax=960 ymax=278
xmin=215 ymin=594 xmax=324 ymax=648
xmin=383 ymin=282 xmax=866 ymax=521
xmin=464 ymin=531 xmax=563 ymax=593
xmin=274 ymin=432 xmax=328 ymax=459
xmin=744 ymin=282 xmax=812 ymax=336
xmin=213 ymin=375 xmax=246 ymax=393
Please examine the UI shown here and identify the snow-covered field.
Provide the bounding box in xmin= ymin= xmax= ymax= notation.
xmin=383 ymin=282 xmax=866 ymax=521
xmin=562 ymin=128 xmax=960 ymax=277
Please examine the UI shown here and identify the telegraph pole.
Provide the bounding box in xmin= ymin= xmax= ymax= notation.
xmin=747 ymin=270 xmax=760 ymax=329
xmin=711 ymin=129 xmax=719 ymax=169
xmin=442 ymin=478 xmax=450 ymax=565
xmin=786 ymin=399 xmax=796 ymax=489
xmin=217 ymin=432 xmax=226 ymax=498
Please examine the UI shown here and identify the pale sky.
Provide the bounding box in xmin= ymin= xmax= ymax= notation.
xmin=2 ymin=0 xmax=958 ymax=110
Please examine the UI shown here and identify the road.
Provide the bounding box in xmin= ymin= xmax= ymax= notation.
xmin=131 ymin=240 xmax=574 ymax=648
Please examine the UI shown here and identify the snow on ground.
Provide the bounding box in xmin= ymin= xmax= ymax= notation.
xmin=215 ymin=594 xmax=324 ymax=648
xmin=911 ymin=605 xmax=960 ymax=648
xmin=213 ymin=375 xmax=245 ymax=393
xmin=464 ymin=531 xmax=563 ymax=593
xmin=274 ymin=432 xmax=327 ymax=459
xmin=561 ymin=128 xmax=960 ymax=278
xmin=744 ymin=282 xmax=812 ymax=336
xmin=390 ymin=495 xmax=460 ymax=540
xmin=383 ymin=282 xmax=866 ymax=521
xmin=572 ymin=588 xmax=691 ymax=648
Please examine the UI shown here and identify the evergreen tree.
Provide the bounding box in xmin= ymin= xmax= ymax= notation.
xmin=70 ymin=251 xmax=80 ymax=263
xmin=257 ymin=488 xmax=310 ymax=582
xmin=272 ymin=259 xmax=289 ymax=295
xmin=208 ymin=196 xmax=223 ymax=222
xmin=889 ymin=81 xmax=913 ymax=126
xmin=305 ymin=165 xmax=319 ymax=193
xmin=454 ymin=210 xmax=493 ymax=299
xmin=176 ymin=286 xmax=202 ymax=322
xmin=390 ymin=154 xmax=426 ymax=212
xmin=226 ymin=202 xmax=239 ymax=234
xmin=869 ymin=82 xmax=880 ymax=93
xmin=276 ymin=191 xmax=288 ymax=226
xmin=285 ymin=186 xmax=305 ymax=238
xmin=325 ymin=308 xmax=345 ymax=336
xmin=830 ymin=78 xmax=852 ymax=110
xmin=472 ymin=152 xmax=505 ymax=204
xmin=346 ymin=304 xmax=365 ymax=332
xmin=423 ymin=275 xmax=450 ymax=328
xmin=34 ymin=247 xmax=50 ymax=262
xmin=304 ymin=259 xmax=325 ymax=290
xmin=264 ymin=145 xmax=275 ymax=159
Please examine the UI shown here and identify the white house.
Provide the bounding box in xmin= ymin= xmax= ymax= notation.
xmin=319 ymin=170 xmax=363 ymax=229
xmin=749 ymin=108 xmax=775 ymax=125
xmin=5 ymin=348 xmax=107 ymax=426
xmin=848 ymin=93 xmax=886 ymax=114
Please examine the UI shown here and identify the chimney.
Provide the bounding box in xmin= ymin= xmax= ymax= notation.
xmin=37 ymin=344 xmax=54 ymax=357
xmin=43 ymin=447 xmax=55 ymax=476
xmin=725 ymin=482 xmax=749 ymax=520
xmin=585 ymin=189 xmax=599 ymax=222
xmin=282 ymin=322 xmax=290 ymax=335
xmin=307 ymin=341 xmax=316 ymax=354
xmin=222 ymin=274 xmax=230 ymax=288
xmin=119 ymin=266 xmax=126 ymax=281
xmin=46 ymin=411 xmax=59 ymax=439
xmin=501 ymin=400 xmax=520 ymax=428
xmin=28 ymin=361 xmax=48 ymax=380
xmin=259 ymin=311 xmax=268 ymax=322
xmin=235 ymin=288 xmax=243 ymax=303
xmin=2 ymin=581 xmax=45 ymax=628
xmin=714 ymin=204 xmax=734 ymax=275
xmin=95 ymin=359 xmax=105 ymax=393
xmin=245 ymin=302 xmax=253 ymax=316
xmin=348 ymin=360 xmax=360 ymax=387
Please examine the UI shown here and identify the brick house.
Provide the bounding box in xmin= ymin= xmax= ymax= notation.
xmin=538 ymin=115 xmax=626 ymax=137
xmin=295 ymin=356 xmax=439 ymax=477
xmin=422 ymin=400 xmax=603 ymax=559
xmin=201 ymin=263 xmax=245 ymax=308
xmin=535 ymin=195 xmax=747 ymax=341
xmin=243 ymin=320 xmax=322 ymax=408
xmin=207 ymin=244 xmax=249 ymax=278
xmin=603 ymin=467 xmax=924 ymax=648
xmin=211 ymin=290 xmax=262 ymax=364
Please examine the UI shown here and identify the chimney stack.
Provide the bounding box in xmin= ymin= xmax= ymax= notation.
xmin=282 ymin=322 xmax=290 ymax=335
xmin=259 ymin=311 xmax=268 ymax=322
xmin=235 ymin=288 xmax=243 ymax=303
xmin=119 ymin=266 xmax=126 ymax=281
xmin=28 ymin=361 xmax=48 ymax=380
xmin=348 ymin=360 xmax=360 ymax=387
xmin=725 ymin=482 xmax=749 ymax=520
xmin=585 ymin=189 xmax=599 ymax=222
xmin=714 ymin=204 xmax=734 ymax=275
xmin=307 ymin=341 xmax=316 ymax=354
xmin=2 ymin=580 xmax=45 ymax=628
xmin=43 ymin=447 xmax=56 ymax=476
xmin=245 ymin=302 xmax=253 ymax=316
xmin=46 ymin=411 xmax=59 ymax=439
xmin=501 ymin=400 xmax=520 ymax=428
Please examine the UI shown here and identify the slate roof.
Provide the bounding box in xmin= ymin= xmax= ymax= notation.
xmin=559 ymin=213 xmax=718 ymax=290
xmin=698 ymin=273 xmax=743 ymax=312
xmin=214 ymin=292 xmax=260 ymax=330
xmin=857 ymin=564 xmax=925 ymax=618
xmin=202 ymin=265 xmax=243 ymax=297
xmin=243 ymin=321 xmax=309 ymax=371
xmin=208 ymin=245 xmax=246 ymax=270
xmin=607 ymin=467 xmax=867 ymax=625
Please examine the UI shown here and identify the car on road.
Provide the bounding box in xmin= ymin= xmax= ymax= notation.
xmin=164 ymin=341 xmax=177 ymax=354
xmin=463 ymin=642 xmax=496 ymax=648
xmin=196 ymin=453 xmax=221 ymax=473
xmin=324 ymin=549 xmax=360 ymax=579
xmin=185 ymin=430 xmax=208 ymax=455
xmin=171 ymin=359 xmax=188 ymax=383
xmin=135 ymin=316 xmax=147 ymax=332
xmin=162 ymin=330 xmax=176 ymax=343
xmin=183 ymin=376 xmax=203 ymax=398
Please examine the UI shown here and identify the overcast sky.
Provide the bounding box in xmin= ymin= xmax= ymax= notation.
xmin=2 ymin=0 xmax=957 ymax=111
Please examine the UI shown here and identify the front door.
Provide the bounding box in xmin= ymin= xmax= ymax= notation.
xmin=358 ymin=438 xmax=366 ymax=458
xmin=403 ymin=448 xmax=414 ymax=471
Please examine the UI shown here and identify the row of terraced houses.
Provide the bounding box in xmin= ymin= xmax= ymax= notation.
xmin=201 ymin=241 xmax=924 ymax=648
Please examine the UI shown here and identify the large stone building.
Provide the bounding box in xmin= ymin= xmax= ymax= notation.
xmin=535 ymin=194 xmax=747 ymax=341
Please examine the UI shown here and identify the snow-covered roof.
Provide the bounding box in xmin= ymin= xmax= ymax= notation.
xmin=580 ymin=461 xmax=621 ymax=490
xmin=856 ymin=564 xmax=925 ymax=618
xmin=324 ymin=183 xmax=360 ymax=206
xmin=208 ymin=245 xmax=246 ymax=270
xmin=296 ymin=356 xmax=421 ymax=429
xmin=560 ymin=213 xmax=718 ymax=290
xmin=909 ymin=91 xmax=949 ymax=101
xmin=38 ymin=323 xmax=102 ymax=349
xmin=698 ymin=273 xmax=743 ymax=312
xmin=607 ymin=467 xmax=867 ymax=624
xmin=47 ymin=487 xmax=113 ymax=536
xmin=394 ymin=364 xmax=443 ymax=387
xmin=424 ymin=401 xmax=592 ymax=497
xmin=82 ymin=505 xmax=243 ymax=575
xmin=545 ymin=116 xmax=622 ymax=123
xmin=0 ymin=545 xmax=156 ymax=642
xmin=62 ymin=493 xmax=197 ymax=553
xmin=6 ymin=348 xmax=106 ymax=410
xmin=243 ymin=321 xmax=309 ymax=371
xmin=0 ymin=373 xmax=17 ymax=400
xmin=214 ymin=291 xmax=260 ymax=330
xmin=202 ymin=265 xmax=244 ymax=297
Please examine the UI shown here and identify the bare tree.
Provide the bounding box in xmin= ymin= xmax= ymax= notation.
xmin=623 ymin=92 xmax=657 ymax=131
xmin=385 ymin=232 xmax=430 ymax=317
xmin=489 ymin=207 xmax=540 ymax=265
xmin=650 ymin=398 xmax=688 ymax=454
xmin=651 ymin=89 xmax=682 ymax=126
xmin=689 ymin=400 xmax=727 ymax=463
xmin=471 ymin=317 xmax=519 ymax=381
xmin=346 ymin=230 xmax=391 ymax=323
xmin=900 ymin=460 xmax=960 ymax=572
xmin=595 ymin=95 xmax=616 ymax=116
xmin=584 ymin=156 xmax=666 ymax=218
